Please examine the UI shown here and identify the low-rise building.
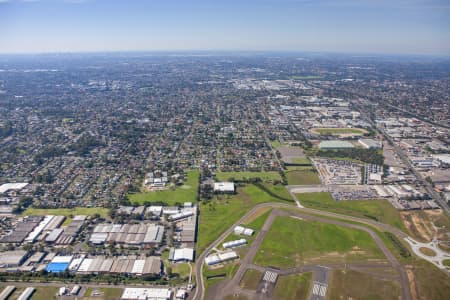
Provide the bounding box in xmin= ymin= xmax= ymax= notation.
xmin=214 ymin=182 xmax=235 ymax=193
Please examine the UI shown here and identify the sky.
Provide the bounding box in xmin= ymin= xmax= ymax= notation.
xmin=0 ymin=0 xmax=449 ymax=55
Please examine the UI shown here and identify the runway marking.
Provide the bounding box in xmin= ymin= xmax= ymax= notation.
xmin=263 ymin=271 xmax=278 ymax=283
xmin=312 ymin=282 xmax=327 ymax=298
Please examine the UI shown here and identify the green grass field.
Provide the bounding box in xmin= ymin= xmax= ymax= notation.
xmin=221 ymin=208 xmax=272 ymax=247
xmin=273 ymin=273 xmax=312 ymax=300
xmin=254 ymin=216 xmax=384 ymax=268
xmin=296 ymin=192 xmax=406 ymax=231
xmin=247 ymin=182 xmax=293 ymax=201
xmin=328 ymin=269 xmax=400 ymax=300
xmin=285 ymin=167 xmax=321 ymax=185
xmin=172 ymin=262 xmax=191 ymax=278
xmin=312 ymin=127 xmax=366 ymax=135
xmin=271 ymin=140 xmax=282 ymax=148
xmin=245 ymin=209 xmax=272 ymax=230
xmin=23 ymin=207 xmax=110 ymax=219
xmin=31 ymin=287 xmax=59 ymax=300
xmin=128 ymin=170 xmax=199 ymax=205
xmin=215 ymin=171 xmax=282 ymax=182
xmin=240 ymin=269 xmax=263 ymax=290
xmin=291 ymin=158 xmax=312 ymax=165
xmin=197 ymin=184 xmax=291 ymax=255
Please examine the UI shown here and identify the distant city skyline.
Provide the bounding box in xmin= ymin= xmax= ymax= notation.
xmin=0 ymin=0 xmax=449 ymax=55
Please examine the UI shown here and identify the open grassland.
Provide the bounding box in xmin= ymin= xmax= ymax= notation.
xmin=296 ymin=192 xmax=406 ymax=231
xmin=413 ymin=259 xmax=450 ymax=300
xmin=285 ymin=167 xmax=321 ymax=185
xmin=273 ymin=272 xmax=312 ymax=300
xmin=172 ymin=262 xmax=191 ymax=278
xmin=247 ymin=182 xmax=293 ymax=202
xmin=328 ymin=269 xmax=401 ymax=300
xmin=311 ymin=127 xmax=367 ymax=136
xmin=254 ymin=217 xmax=384 ymax=268
xmin=222 ymin=209 xmax=272 ymax=249
xmin=270 ymin=140 xmax=282 ymax=148
xmin=31 ymin=287 xmax=60 ymax=300
xmin=216 ymin=171 xmax=282 ymax=182
xmin=239 ymin=269 xmax=263 ymax=290
xmin=197 ymin=184 xmax=292 ymax=255
xmin=128 ymin=170 xmax=199 ymax=205
xmin=23 ymin=207 xmax=110 ymax=219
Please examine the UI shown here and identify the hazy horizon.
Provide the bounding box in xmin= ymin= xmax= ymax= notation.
xmin=0 ymin=0 xmax=450 ymax=55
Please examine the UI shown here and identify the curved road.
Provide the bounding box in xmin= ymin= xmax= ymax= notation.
xmin=192 ymin=201 xmax=418 ymax=300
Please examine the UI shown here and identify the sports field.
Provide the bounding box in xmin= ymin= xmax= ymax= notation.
xmin=311 ymin=127 xmax=367 ymax=136
xmin=296 ymin=192 xmax=406 ymax=231
xmin=254 ymin=216 xmax=384 ymax=268
xmin=127 ymin=170 xmax=199 ymax=205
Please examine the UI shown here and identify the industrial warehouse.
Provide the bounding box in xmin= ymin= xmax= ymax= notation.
xmin=89 ymin=223 xmax=164 ymax=246
xmin=0 ymin=214 xmax=86 ymax=245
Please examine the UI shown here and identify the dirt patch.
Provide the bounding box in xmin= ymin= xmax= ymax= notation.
xmin=424 ymin=209 xmax=442 ymax=217
xmin=406 ymin=267 xmax=420 ymax=300
xmin=411 ymin=213 xmax=434 ymax=241
xmin=277 ymin=146 xmax=305 ymax=163
xmin=401 ymin=211 xmax=433 ymax=242
xmin=349 ymin=250 xmax=367 ymax=255
xmin=438 ymin=242 xmax=450 ymax=252
xmin=239 ymin=188 xmax=253 ymax=206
